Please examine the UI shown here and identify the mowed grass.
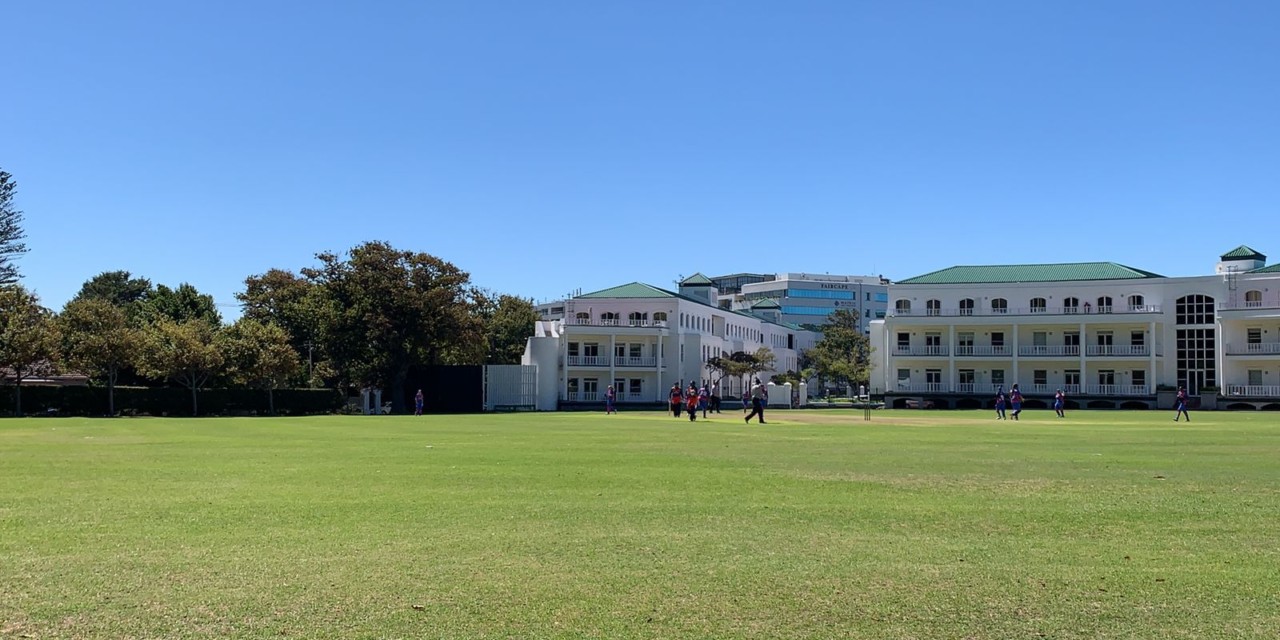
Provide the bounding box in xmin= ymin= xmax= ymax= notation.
xmin=2 ymin=409 xmax=1278 ymax=639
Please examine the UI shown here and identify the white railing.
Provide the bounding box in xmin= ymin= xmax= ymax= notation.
xmin=567 ymin=392 xmax=601 ymax=402
xmin=1028 ymin=384 xmax=1050 ymax=394
xmin=1085 ymin=345 xmax=1150 ymax=357
xmin=894 ymin=346 xmax=950 ymax=356
xmin=621 ymin=392 xmax=649 ymax=402
xmin=1084 ymin=385 xmax=1149 ymax=396
xmin=953 ymin=383 xmax=975 ymax=393
xmin=566 ymin=355 xmax=610 ymax=367
xmin=1018 ymin=345 xmax=1080 ymax=356
xmin=954 ymin=345 xmax=1012 ymax=356
xmin=1224 ymin=385 xmax=1280 ymax=397
xmin=1219 ymin=300 xmax=1279 ymax=311
xmin=565 ymin=318 xmax=669 ymax=328
xmin=897 ymin=383 xmax=950 ymax=392
xmin=1063 ymin=384 xmax=1081 ymax=395
xmin=1226 ymin=342 xmax=1280 ymax=355
xmin=891 ymin=305 xmax=1162 ymax=318
xmin=614 ymin=356 xmax=657 ymax=367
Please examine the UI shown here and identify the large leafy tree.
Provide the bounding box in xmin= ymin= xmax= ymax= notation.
xmin=222 ymin=318 xmax=302 ymax=415
xmin=59 ymin=298 xmax=144 ymax=416
xmin=138 ymin=319 xmax=224 ymax=416
xmin=474 ymin=291 xmax=538 ymax=365
xmin=136 ymin=283 xmax=221 ymax=326
xmin=0 ymin=169 xmax=29 ymax=285
xmin=302 ymin=241 xmax=482 ymax=412
xmin=73 ymin=270 xmax=152 ymax=310
xmin=0 ymin=287 xmax=60 ymax=416
xmin=809 ymin=309 xmax=872 ymax=393
xmin=236 ymin=269 xmax=328 ymax=384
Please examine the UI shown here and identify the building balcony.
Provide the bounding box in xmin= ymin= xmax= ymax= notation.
xmin=567 ymin=391 xmax=601 ymax=402
xmin=1084 ymin=345 xmax=1151 ymax=357
xmin=1225 ymin=342 xmax=1280 ymax=356
xmin=1018 ymin=345 xmax=1080 ymax=357
xmin=565 ymin=318 xmax=669 ymax=328
xmin=1218 ymin=300 xmax=1280 ymax=311
xmin=890 ymin=305 xmax=1162 ymax=318
xmin=566 ymin=356 xmax=610 ymax=367
xmin=615 ymin=356 xmax=657 ymax=367
xmin=895 ymin=383 xmax=1149 ymax=396
xmin=1224 ymin=385 xmax=1280 ymax=398
xmin=893 ymin=346 xmax=949 ymax=357
xmin=954 ymin=346 xmax=1012 ymax=356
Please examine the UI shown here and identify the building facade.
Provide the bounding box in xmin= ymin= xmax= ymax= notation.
xmin=523 ymin=276 xmax=818 ymax=409
xmin=869 ymin=247 xmax=1280 ymax=410
xmin=717 ymin=272 xmax=891 ymax=334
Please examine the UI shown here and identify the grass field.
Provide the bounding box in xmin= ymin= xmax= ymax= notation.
xmin=2 ymin=408 xmax=1278 ymax=639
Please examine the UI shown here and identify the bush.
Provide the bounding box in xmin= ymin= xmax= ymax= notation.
xmin=0 ymin=386 xmax=345 ymax=417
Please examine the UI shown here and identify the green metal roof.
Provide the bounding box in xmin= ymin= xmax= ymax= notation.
xmin=577 ymin=282 xmax=676 ymax=299
xmin=680 ymin=272 xmax=714 ymax=286
xmin=752 ymin=298 xmax=781 ymax=309
xmin=898 ymin=262 xmax=1165 ymax=285
xmin=1250 ymin=263 xmax=1280 ymax=274
xmin=1221 ymin=245 xmax=1266 ymax=261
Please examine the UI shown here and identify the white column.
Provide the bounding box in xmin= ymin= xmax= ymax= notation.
xmin=947 ymin=325 xmax=956 ymax=392
xmin=1011 ymin=324 xmax=1020 ymax=386
xmin=562 ymin=332 xmax=570 ymax=402
xmin=1149 ymin=320 xmax=1157 ymax=393
xmin=609 ymin=334 xmax=616 ymax=400
xmin=655 ymin=333 xmax=663 ymax=402
xmin=1079 ymin=321 xmax=1087 ymax=390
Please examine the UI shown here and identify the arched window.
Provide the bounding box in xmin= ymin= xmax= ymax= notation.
xmin=959 ymin=298 xmax=974 ymax=316
xmin=1030 ymin=297 xmax=1047 ymax=313
xmin=895 ymin=299 xmax=912 ymax=315
xmin=601 ymin=312 xmax=619 ymax=325
xmin=926 ymin=299 xmax=941 ymax=316
xmin=628 ymin=311 xmax=648 ymax=326
xmin=1128 ymin=294 xmax=1145 ymax=311
xmin=1176 ymin=295 xmax=1215 ymax=325
xmin=1063 ymin=297 xmax=1079 ymax=314
xmin=1097 ymin=296 xmax=1113 ymax=313
xmin=1245 ymin=290 xmax=1263 ymax=308
xmin=653 ymin=312 xmax=668 ymax=324
xmin=990 ymin=298 xmax=1008 ymax=314
xmin=575 ymin=312 xmax=590 ymax=324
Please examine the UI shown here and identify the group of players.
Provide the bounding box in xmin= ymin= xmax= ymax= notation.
xmin=993 ymin=384 xmax=1192 ymax=421
xmin=604 ymin=378 xmax=770 ymax=423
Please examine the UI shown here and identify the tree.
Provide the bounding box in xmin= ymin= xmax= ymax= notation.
xmin=474 ymin=291 xmax=538 ymax=364
xmin=138 ymin=319 xmax=223 ymax=416
xmin=73 ymin=271 xmax=152 ymax=309
xmin=302 ymin=241 xmax=482 ymax=412
xmin=0 ymin=287 xmax=60 ymax=416
xmin=136 ymin=283 xmax=221 ymax=327
xmin=706 ymin=347 xmax=777 ymax=394
xmin=0 ymin=170 xmax=29 ymax=285
xmin=237 ymin=269 xmax=327 ymax=385
xmin=59 ymin=298 xmax=144 ymax=416
xmin=222 ymin=318 xmax=302 ymax=415
xmin=809 ymin=309 xmax=872 ymax=394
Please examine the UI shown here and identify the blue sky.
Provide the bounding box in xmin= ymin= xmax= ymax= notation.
xmin=5 ymin=1 xmax=1278 ymax=317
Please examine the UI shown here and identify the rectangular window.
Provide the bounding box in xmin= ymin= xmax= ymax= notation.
xmin=1247 ymin=328 xmax=1262 ymax=344
xmin=630 ymin=343 xmax=643 ymax=358
xmin=568 ymin=342 xmax=580 ymax=357
xmin=583 ymin=378 xmax=599 ymax=394
xmin=1065 ymin=370 xmax=1080 ymax=386
xmin=1132 ymin=370 xmax=1146 ymax=387
xmin=630 ymin=378 xmax=643 ymax=394
xmin=614 ymin=378 xmax=626 ymax=394
xmin=897 ymin=368 xmax=911 ymax=385
xmin=958 ymin=369 xmax=975 ymax=384
xmin=567 ymin=378 xmax=579 ymax=393
xmin=583 ymin=343 xmax=599 ymax=357
xmin=787 ymin=288 xmax=853 ymax=300
xmin=1033 ymin=331 xmax=1047 ymax=346
xmin=991 ymin=332 xmax=1004 ymax=347
xmin=897 ymin=332 xmax=910 ymax=349
xmin=925 ymin=369 xmax=942 ymax=384
xmin=615 ymin=344 xmax=626 ymax=358
xmin=1034 ymin=370 xmax=1047 ymax=385
xmin=925 ymin=333 xmax=942 ymax=347
xmin=1248 ymin=369 xmax=1263 ymax=385
xmin=991 ymin=369 xmax=1005 ymax=386
xmin=1064 ymin=332 xmax=1080 ymax=347
xmin=875 ymin=293 xmax=889 ymax=302
xmin=1131 ymin=331 xmax=1145 ymax=347
xmin=1098 ymin=370 xmax=1115 ymax=385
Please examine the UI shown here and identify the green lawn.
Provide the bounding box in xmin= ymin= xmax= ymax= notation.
xmin=2 ymin=409 xmax=1278 ymax=639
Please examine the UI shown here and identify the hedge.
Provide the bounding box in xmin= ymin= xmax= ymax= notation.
xmin=0 ymin=385 xmax=345 ymax=417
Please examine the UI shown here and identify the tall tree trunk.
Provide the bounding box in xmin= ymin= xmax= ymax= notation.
xmin=191 ymin=384 xmax=199 ymax=417
xmin=107 ymin=368 xmax=117 ymax=417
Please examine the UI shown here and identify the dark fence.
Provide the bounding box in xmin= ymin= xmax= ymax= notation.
xmin=402 ymin=365 xmax=483 ymax=414
xmin=0 ymin=386 xmax=345 ymax=417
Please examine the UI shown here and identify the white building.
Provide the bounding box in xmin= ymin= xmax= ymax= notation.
xmin=869 ymin=246 xmax=1280 ymax=410
xmin=522 ymin=275 xmax=819 ymax=409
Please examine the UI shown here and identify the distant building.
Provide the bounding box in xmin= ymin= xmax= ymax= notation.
xmin=522 ymin=274 xmax=818 ymax=409
xmin=717 ymin=272 xmax=891 ymax=334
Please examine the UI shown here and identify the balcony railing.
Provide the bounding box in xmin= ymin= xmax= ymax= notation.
xmin=890 ymin=305 xmax=1162 ymax=318
xmin=1225 ymin=342 xmax=1280 ymax=355
xmin=893 ymin=346 xmax=950 ymax=356
xmin=893 ymin=383 xmax=1148 ymax=395
xmin=1085 ymin=384 xmax=1150 ymax=396
xmin=1018 ymin=345 xmax=1080 ymax=356
xmin=565 ymin=318 xmax=669 ymax=328
xmin=1085 ymin=345 xmax=1150 ymax=357
xmin=566 ymin=355 xmax=610 ymax=367
xmin=615 ymin=356 xmax=657 ymax=367
xmin=1219 ymin=300 xmax=1280 ymax=311
xmin=954 ymin=345 xmax=1012 ymax=356
xmin=1224 ymin=385 xmax=1280 ymax=398
xmin=566 ymin=391 xmax=601 ymax=402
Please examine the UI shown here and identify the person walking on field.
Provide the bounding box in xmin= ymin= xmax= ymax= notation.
xmin=1054 ymin=389 xmax=1065 ymax=418
xmin=698 ymin=384 xmax=710 ymax=419
xmin=1174 ymin=386 xmax=1191 ymax=422
xmin=1009 ymin=384 xmax=1024 ymax=421
xmin=670 ymin=383 xmax=683 ymax=418
xmin=605 ymin=384 xmax=617 ymax=415
xmin=744 ymin=378 xmax=767 ymax=424
xmin=994 ymin=387 xmax=1006 ymax=420
xmin=687 ymin=384 xmax=700 ymax=422
xmin=414 ymin=389 xmax=425 ymax=416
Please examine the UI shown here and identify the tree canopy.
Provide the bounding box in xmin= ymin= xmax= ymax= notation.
xmin=0 ymin=169 xmax=29 ymax=285
xmin=808 ymin=309 xmax=872 ymax=392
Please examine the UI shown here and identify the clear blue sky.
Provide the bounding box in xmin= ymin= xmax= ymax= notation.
xmin=5 ymin=1 xmax=1278 ymax=318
